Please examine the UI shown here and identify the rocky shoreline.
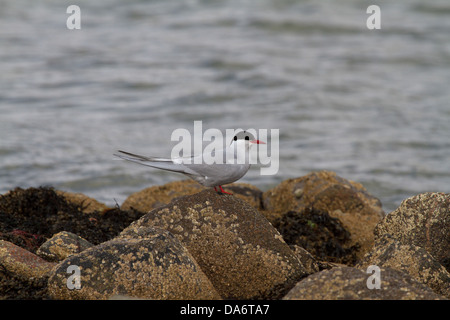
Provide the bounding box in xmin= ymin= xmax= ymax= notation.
xmin=0 ymin=171 xmax=448 ymax=300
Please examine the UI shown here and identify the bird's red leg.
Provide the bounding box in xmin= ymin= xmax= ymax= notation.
xmin=219 ymin=185 xmax=233 ymax=195
xmin=214 ymin=186 xmax=218 ymax=192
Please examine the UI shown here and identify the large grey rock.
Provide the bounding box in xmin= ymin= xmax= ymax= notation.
xmin=121 ymin=189 xmax=307 ymax=299
xmin=283 ymin=266 xmax=446 ymax=300
xmin=374 ymin=192 xmax=450 ymax=272
xmin=357 ymin=235 xmax=450 ymax=298
xmin=47 ymin=228 xmax=220 ymax=300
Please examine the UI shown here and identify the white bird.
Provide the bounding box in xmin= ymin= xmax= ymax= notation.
xmin=114 ymin=130 xmax=265 ymax=194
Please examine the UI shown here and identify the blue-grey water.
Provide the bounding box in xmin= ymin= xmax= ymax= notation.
xmin=1 ymin=0 xmax=449 ymax=213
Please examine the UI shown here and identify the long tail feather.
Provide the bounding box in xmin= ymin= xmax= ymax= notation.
xmin=114 ymin=150 xmax=186 ymax=173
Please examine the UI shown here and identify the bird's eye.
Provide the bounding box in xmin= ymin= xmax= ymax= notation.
xmin=233 ymin=136 xmax=237 ymax=141
xmin=245 ymin=136 xmax=249 ymax=140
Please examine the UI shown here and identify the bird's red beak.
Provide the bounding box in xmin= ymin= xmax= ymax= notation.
xmin=250 ymin=140 xmax=266 ymax=144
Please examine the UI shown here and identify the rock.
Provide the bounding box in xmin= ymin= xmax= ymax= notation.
xmin=263 ymin=171 xmax=385 ymax=262
xmin=121 ymin=180 xmax=263 ymax=213
xmin=108 ymin=294 xmax=147 ymax=300
xmin=0 ymin=240 xmax=55 ymax=299
xmin=56 ymin=190 xmax=110 ymax=214
xmin=121 ymin=180 xmax=204 ymax=213
xmin=356 ymin=235 xmax=450 ymax=298
xmin=290 ymin=245 xmax=320 ymax=275
xmin=47 ymin=228 xmax=220 ymax=300
xmin=0 ymin=240 xmax=56 ymax=280
xmin=121 ymin=189 xmax=307 ymax=299
xmin=374 ymin=192 xmax=450 ymax=272
xmin=37 ymin=231 xmax=94 ymax=262
xmin=283 ymin=266 xmax=446 ymax=300
xmin=262 ymin=171 xmax=384 ymax=218
xmin=0 ymin=269 xmax=49 ymax=300
xmin=219 ymin=183 xmax=263 ymax=210
xmin=273 ymin=208 xmax=360 ymax=265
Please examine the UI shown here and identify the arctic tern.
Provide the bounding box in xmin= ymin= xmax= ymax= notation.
xmin=114 ymin=130 xmax=265 ymax=194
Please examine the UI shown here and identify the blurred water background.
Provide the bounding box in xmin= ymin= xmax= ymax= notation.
xmin=1 ymin=0 xmax=449 ymax=213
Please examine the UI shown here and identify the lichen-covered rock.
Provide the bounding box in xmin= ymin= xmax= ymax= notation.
xmin=120 ymin=180 xmax=204 ymax=213
xmin=0 ymin=241 xmax=53 ymax=299
xmin=374 ymin=192 xmax=450 ymax=272
xmin=218 ymin=183 xmax=263 ymax=211
xmin=290 ymin=245 xmax=320 ymax=275
xmin=121 ymin=180 xmax=263 ymax=213
xmin=263 ymin=171 xmax=384 ymax=218
xmin=37 ymin=231 xmax=94 ymax=262
xmin=47 ymin=228 xmax=220 ymax=300
xmin=283 ymin=266 xmax=446 ymax=300
xmin=263 ymin=171 xmax=385 ymax=262
xmin=121 ymin=189 xmax=307 ymax=299
xmin=0 ymin=240 xmax=56 ymax=280
xmin=356 ymin=235 xmax=450 ymax=298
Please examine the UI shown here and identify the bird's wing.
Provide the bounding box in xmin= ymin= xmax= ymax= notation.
xmin=182 ymin=162 xmax=250 ymax=186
